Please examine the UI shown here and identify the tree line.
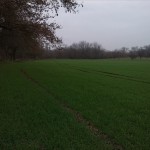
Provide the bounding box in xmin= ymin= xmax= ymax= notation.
xmin=0 ymin=1 xmax=149 ymax=61
xmin=42 ymin=41 xmax=150 ymax=60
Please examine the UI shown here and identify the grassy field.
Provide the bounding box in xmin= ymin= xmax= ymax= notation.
xmin=0 ymin=59 xmax=150 ymax=150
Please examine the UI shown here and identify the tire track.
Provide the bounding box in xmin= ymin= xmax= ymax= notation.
xmin=67 ymin=66 xmax=150 ymax=85
xmin=21 ymin=69 xmax=124 ymax=150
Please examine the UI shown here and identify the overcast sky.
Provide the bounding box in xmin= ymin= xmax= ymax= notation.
xmin=54 ymin=0 xmax=150 ymax=50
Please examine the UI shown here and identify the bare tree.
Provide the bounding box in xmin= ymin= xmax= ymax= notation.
xmin=0 ymin=0 xmax=80 ymax=60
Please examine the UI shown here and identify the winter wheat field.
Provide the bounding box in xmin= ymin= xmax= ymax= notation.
xmin=0 ymin=59 xmax=150 ymax=150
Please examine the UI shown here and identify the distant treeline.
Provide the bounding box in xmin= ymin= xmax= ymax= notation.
xmin=1 ymin=1 xmax=150 ymax=61
xmin=1 ymin=40 xmax=150 ymax=61
xmin=43 ymin=41 xmax=150 ymax=60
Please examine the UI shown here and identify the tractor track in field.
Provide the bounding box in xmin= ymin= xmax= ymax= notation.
xmin=68 ymin=65 xmax=150 ymax=85
xmin=21 ymin=69 xmax=124 ymax=150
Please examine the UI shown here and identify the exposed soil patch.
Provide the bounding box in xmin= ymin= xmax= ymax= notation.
xmin=63 ymin=103 xmax=124 ymax=150
xmin=21 ymin=69 xmax=124 ymax=150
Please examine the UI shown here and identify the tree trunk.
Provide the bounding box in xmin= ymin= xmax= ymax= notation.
xmin=10 ymin=48 xmax=17 ymax=61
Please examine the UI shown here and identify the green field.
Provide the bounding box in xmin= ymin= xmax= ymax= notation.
xmin=0 ymin=59 xmax=150 ymax=150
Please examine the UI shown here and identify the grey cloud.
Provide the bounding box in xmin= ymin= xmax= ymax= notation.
xmin=53 ymin=0 xmax=150 ymax=50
